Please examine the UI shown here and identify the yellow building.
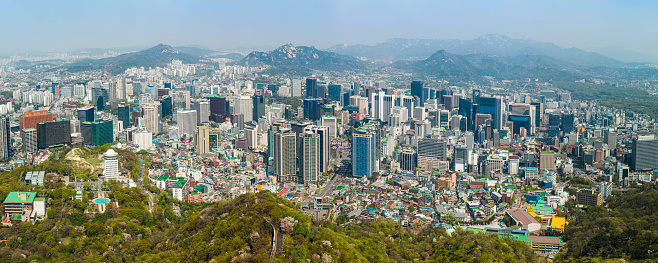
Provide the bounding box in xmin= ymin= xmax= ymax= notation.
xmin=550 ymin=216 xmax=567 ymax=233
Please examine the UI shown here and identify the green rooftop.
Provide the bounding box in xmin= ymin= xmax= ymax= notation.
xmin=173 ymin=179 xmax=188 ymax=189
xmin=157 ymin=175 xmax=169 ymax=181
xmin=4 ymin=192 xmax=37 ymax=204
xmin=11 ymin=214 xmax=21 ymax=221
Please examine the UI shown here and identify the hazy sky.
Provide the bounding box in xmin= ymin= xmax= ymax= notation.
xmin=1 ymin=0 xmax=657 ymax=57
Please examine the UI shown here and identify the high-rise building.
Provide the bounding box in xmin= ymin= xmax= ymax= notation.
xmin=161 ymin=96 xmax=173 ymax=118
xmin=103 ymin=149 xmax=119 ymax=180
xmin=92 ymin=120 xmax=113 ymax=146
xmin=173 ymin=90 xmax=191 ymax=109
xmin=328 ymin=84 xmax=342 ymax=102
xmin=37 ymin=120 xmax=71 ymax=149
xmin=118 ymin=104 xmax=130 ymax=129
xmin=0 ymin=117 xmax=10 ymax=159
xmin=143 ymin=105 xmax=160 ymax=134
xmin=195 ymin=126 xmax=210 ymax=154
xmin=631 ymin=135 xmax=658 ymax=171
xmin=604 ymin=129 xmax=617 ymax=148
xmin=411 ymin=81 xmax=424 ymax=106
xmin=177 ymin=109 xmax=198 ymax=137
xmin=232 ymin=96 xmax=253 ymax=122
xmin=530 ymin=102 xmax=544 ymax=127
xmin=561 ymin=113 xmax=575 ymax=134
xmin=477 ymin=97 xmax=502 ymax=130
xmin=399 ymin=148 xmax=416 ymax=171
xmin=352 ymin=131 xmax=377 ymax=177
xmin=252 ymin=95 xmax=265 ymax=121
xmin=194 ymin=99 xmax=210 ymax=123
xmin=133 ymin=130 xmax=152 ymax=151
xmin=231 ymin=114 xmax=245 ymax=130
xmin=74 ymin=83 xmax=85 ymax=98
xmin=301 ymin=132 xmax=320 ymax=183
xmin=19 ymin=110 xmax=53 ymax=136
xmin=209 ymin=97 xmax=228 ymax=122
xmin=303 ymin=98 xmax=323 ymax=121
xmin=507 ymin=103 xmax=536 ymax=136
xmin=306 ymin=126 xmax=329 ymax=173
xmin=292 ymin=79 xmax=302 ymax=97
xmin=274 ymin=129 xmax=297 ymax=183
xmin=306 ymin=78 xmax=317 ymax=98
xmin=417 ymin=138 xmax=447 ymax=169
xmin=77 ymin=106 xmax=95 ymax=123
xmin=540 ymin=151 xmax=556 ymax=171
xmin=22 ymin=128 xmax=37 ymax=153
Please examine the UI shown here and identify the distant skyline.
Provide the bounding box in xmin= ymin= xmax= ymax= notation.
xmin=1 ymin=0 xmax=657 ymax=61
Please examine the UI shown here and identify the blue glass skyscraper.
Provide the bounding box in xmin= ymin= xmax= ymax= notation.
xmin=352 ymin=131 xmax=376 ymax=177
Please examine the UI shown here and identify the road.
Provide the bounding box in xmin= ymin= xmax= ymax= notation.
xmin=318 ymin=174 xmax=339 ymax=197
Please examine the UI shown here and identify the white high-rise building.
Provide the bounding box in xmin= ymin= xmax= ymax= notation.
xmin=391 ymin=106 xmax=409 ymax=124
xmin=74 ymin=83 xmax=86 ymax=98
xmin=232 ymin=96 xmax=253 ymax=122
xmin=194 ymin=99 xmax=210 ymax=123
xmin=177 ymin=109 xmax=197 ymax=137
xmin=103 ymin=149 xmax=119 ymax=180
xmin=301 ymin=132 xmax=320 ymax=183
xmin=143 ymin=105 xmax=160 ymax=134
xmin=292 ymin=79 xmax=302 ymax=97
xmin=133 ymin=131 xmax=153 ymax=151
xmin=321 ymin=117 xmax=337 ymax=138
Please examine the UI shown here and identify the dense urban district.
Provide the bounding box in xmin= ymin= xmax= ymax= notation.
xmin=0 ymin=39 xmax=657 ymax=262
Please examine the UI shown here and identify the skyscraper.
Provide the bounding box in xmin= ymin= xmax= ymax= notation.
xmin=194 ymin=99 xmax=210 ymax=123
xmin=177 ymin=109 xmax=198 ymax=137
xmin=417 ymin=138 xmax=447 ymax=169
xmin=411 ymin=81 xmax=424 ymax=106
xmin=252 ymin=95 xmax=265 ymax=121
xmin=274 ymin=129 xmax=297 ymax=183
xmin=561 ymin=113 xmax=575 ymax=134
xmin=161 ymin=96 xmax=173 ymax=118
xmin=103 ymin=149 xmax=119 ymax=180
xmin=0 ymin=117 xmax=10 ymax=159
xmin=195 ymin=125 xmax=210 ymax=154
xmin=118 ymin=104 xmax=130 ymax=129
xmin=327 ymin=84 xmax=342 ymax=102
xmin=306 ymin=126 xmax=329 ymax=173
xmin=19 ymin=110 xmax=53 ymax=136
xmin=77 ymin=106 xmax=95 ymax=123
xmin=209 ymin=97 xmax=228 ymax=122
xmin=477 ymin=97 xmax=502 ymax=130
xmin=232 ymin=96 xmax=253 ymax=122
xmin=292 ymin=79 xmax=302 ymax=97
xmin=143 ymin=105 xmax=160 ymax=134
xmin=399 ymin=148 xmax=416 ymax=171
xmin=303 ymin=98 xmax=323 ymax=121
xmin=352 ymin=131 xmax=376 ymax=177
xmin=22 ymin=128 xmax=37 ymax=153
xmin=91 ymin=120 xmax=114 ymax=146
xmin=306 ymin=78 xmax=317 ymax=98
xmin=301 ymin=132 xmax=320 ymax=183
xmin=631 ymin=135 xmax=658 ymax=171
xmin=37 ymin=120 xmax=71 ymax=149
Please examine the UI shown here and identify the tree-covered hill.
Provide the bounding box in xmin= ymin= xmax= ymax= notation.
xmin=557 ymin=185 xmax=658 ymax=262
xmin=0 ymin=178 xmax=540 ymax=263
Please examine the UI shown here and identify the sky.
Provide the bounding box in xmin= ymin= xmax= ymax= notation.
xmin=1 ymin=0 xmax=657 ymax=59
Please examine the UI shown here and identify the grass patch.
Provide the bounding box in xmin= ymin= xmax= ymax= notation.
xmin=87 ymin=158 xmax=103 ymax=166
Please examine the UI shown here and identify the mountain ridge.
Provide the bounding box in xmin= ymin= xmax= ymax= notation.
xmin=236 ymin=44 xmax=366 ymax=75
xmin=328 ymin=34 xmax=629 ymax=67
xmin=63 ymin=44 xmax=201 ymax=74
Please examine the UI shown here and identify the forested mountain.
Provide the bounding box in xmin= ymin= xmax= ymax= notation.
xmin=392 ymin=49 xmax=580 ymax=81
xmin=329 ymin=34 xmax=628 ymax=67
xmin=63 ymin=44 xmax=200 ymax=74
xmin=558 ymin=185 xmax=658 ymax=261
xmin=237 ymin=44 xmax=366 ymax=75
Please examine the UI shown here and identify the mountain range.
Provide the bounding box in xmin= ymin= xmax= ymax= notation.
xmin=63 ymin=44 xmax=201 ymax=74
xmin=236 ymin=44 xmax=365 ymax=75
xmin=328 ymin=34 xmax=628 ymax=67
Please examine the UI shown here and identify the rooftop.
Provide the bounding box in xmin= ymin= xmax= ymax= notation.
xmin=4 ymin=192 xmax=37 ymax=204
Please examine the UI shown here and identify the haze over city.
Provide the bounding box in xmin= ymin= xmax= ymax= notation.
xmin=2 ymin=0 xmax=658 ymax=61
